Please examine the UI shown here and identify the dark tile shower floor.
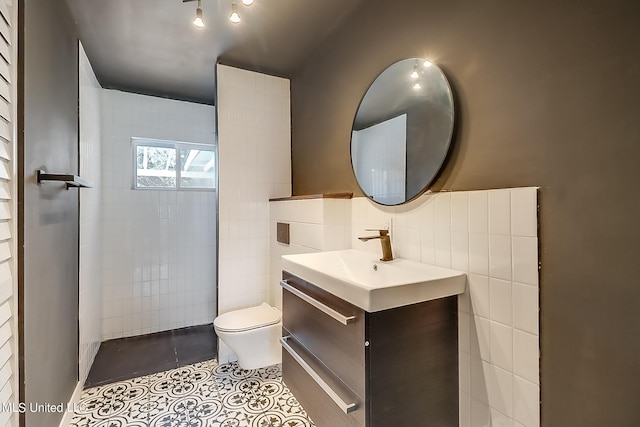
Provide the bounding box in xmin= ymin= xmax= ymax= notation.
xmin=85 ymin=324 xmax=217 ymax=388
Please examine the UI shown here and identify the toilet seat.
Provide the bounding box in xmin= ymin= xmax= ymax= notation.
xmin=214 ymin=302 xmax=281 ymax=333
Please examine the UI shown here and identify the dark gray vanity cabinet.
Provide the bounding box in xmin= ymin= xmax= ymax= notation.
xmin=280 ymin=271 xmax=458 ymax=427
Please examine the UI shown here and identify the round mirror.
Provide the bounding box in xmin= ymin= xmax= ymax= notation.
xmin=351 ymin=58 xmax=455 ymax=205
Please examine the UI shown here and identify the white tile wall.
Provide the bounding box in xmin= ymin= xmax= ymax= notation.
xmin=101 ymin=90 xmax=217 ymax=340
xmin=79 ymin=43 xmax=102 ymax=382
xmin=267 ymin=188 xmax=539 ymax=426
xmin=350 ymin=188 xmax=539 ymax=427
xmin=217 ymin=65 xmax=291 ymax=363
xmin=269 ymin=198 xmax=351 ymax=309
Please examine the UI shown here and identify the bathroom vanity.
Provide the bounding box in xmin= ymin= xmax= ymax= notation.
xmin=280 ymin=250 xmax=465 ymax=427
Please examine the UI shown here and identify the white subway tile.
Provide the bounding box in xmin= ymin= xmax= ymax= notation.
xmin=435 ymin=229 xmax=451 ymax=267
xmin=395 ymin=226 xmax=421 ymax=262
xmin=435 ymin=192 xmax=452 ymax=230
xmin=489 ymin=190 xmax=511 ymax=235
xmin=491 ymin=409 xmax=514 ymax=427
xmin=469 ymin=233 xmax=490 ymax=276
xmin=486 ymin=364 xmax=513 ymax=417
xmin=471 ymin=316 xmax=491 ymax=362
xmin=459 ymin=311 xmax=471 ymax=352
xmin=471 ymin=398 xmax=490 ymax=427
xmin=458 ymin=283 xmax=471 ymax=313
xmin=460 ymin=391 xmax=471 ymax=427
xmin=451 ymin=231 xmax=469 ymax=271
xmin=420 ymin=228 xmax=436 ymax=265
xmin=469 ymin=191 xmax=489 ymax=234
xmin=290 ymin=199 xmax=324 ymax=224
xmin=490 ymin=235 xmax=512 ymax=280
xmin=290 ymin=222 xmax=323 ymax=250
xmin=451 ymin=191 xmax=469 ymax=232
xmin=513 ymin=376 xmax=540 ymax=427
xmin=490 ymin=321 xmax=513 ymax=371
xmin=511 ymin=188 xmax=538 ymax=237
xmin=460 ymin=350 xmax=471 ymax=393
xmin=417 ymin=195 xmax=436 ymax=231
xmin=490 ymin=278 xmax=513 ymax=326
xmin=513 ymin=330 xmax=539 ymax=384
xmin=469 ymin=274 xmax=490 ymax=319
xmin=470 ymin=357 xmax=489 ymax=405
xmin=512 ymin=237 xmax=539 ymax=286
xmin=513 ymin=283 xmax=539 ymax=335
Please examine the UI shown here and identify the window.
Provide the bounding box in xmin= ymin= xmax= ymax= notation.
xmin=132 ymin=138 xmax=216 ymax=190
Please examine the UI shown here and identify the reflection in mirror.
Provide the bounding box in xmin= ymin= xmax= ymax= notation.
xmin=351 ymin=58 xmax=454 ymax=205
xmin=352 ymin=114 xmax=407 ymax=205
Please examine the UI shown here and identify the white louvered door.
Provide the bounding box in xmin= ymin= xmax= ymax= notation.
xmin=0 ymin=0 xmax=17 ymax=426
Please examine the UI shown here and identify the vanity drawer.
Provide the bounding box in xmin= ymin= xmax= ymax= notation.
xmin=281 ymin=335 xmax=364 ymax=427
xmin=281 ymin=271 xmax=365 ymax=398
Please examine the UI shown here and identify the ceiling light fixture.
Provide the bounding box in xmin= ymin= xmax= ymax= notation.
xmin=185 ymin=0 xmax=254 ymax=27
xmin=423 ymin=60 xmax=433 ymax=68
xmin=229 ymin=2 xmax=241 ymax=23
xmin=193 ymin=0 xmax=205 ymax=27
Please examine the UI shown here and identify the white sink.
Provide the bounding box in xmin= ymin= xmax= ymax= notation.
xmin=281 ymin=249 xmax=466 ymax=312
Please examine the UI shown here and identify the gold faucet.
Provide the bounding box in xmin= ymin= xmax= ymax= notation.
xmin=358 ymin=229 xmax=394 ymax=261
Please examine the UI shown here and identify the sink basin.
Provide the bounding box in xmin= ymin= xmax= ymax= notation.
xmin=281 ymin=249 xmax=466 ymax=312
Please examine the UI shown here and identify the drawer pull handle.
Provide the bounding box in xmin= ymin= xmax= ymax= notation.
xmin=280 ymin=336 xmax=357 ymax=414
xmin=280 ymin=280 xmax=356 ymax=325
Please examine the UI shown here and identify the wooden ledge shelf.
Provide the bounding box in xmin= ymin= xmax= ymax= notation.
xmin=269 ymin=192 xmax=353 ymax=202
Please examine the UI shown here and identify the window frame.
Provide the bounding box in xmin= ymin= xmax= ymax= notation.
xmin=131 ymin=137 xmax=217 ymax=191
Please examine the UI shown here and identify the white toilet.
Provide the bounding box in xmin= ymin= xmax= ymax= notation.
xmin=213 ymin=302 xmax=282 ymax=370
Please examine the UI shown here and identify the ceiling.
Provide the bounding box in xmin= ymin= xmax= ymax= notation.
xmin=67 ymin=0 xmax=366 ymax=105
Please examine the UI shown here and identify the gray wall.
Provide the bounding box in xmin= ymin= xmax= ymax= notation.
xmin=19 ymin=0 xmax=79 ymax=425
xmin=290 ymin=0 xmax=640 ymax=425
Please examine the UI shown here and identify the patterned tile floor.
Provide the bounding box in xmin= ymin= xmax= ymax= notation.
xmin=70 ymin=359 xmax=316 ymax=427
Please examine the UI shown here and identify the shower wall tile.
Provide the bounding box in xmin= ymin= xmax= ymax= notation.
xmin=217 ymin=65 xmax=291 ymax=364
xmin=101 ymin=90 xmax=217 ymax=340
xmin=79 ymin=44 xmax=103 ymax=383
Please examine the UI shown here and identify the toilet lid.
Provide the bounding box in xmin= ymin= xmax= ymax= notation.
xmin=214 ymin=302 xmax=281 ymax=332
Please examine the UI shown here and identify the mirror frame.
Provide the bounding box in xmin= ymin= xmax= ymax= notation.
xmin=350 ymin=58 xmax=455 ymax=206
